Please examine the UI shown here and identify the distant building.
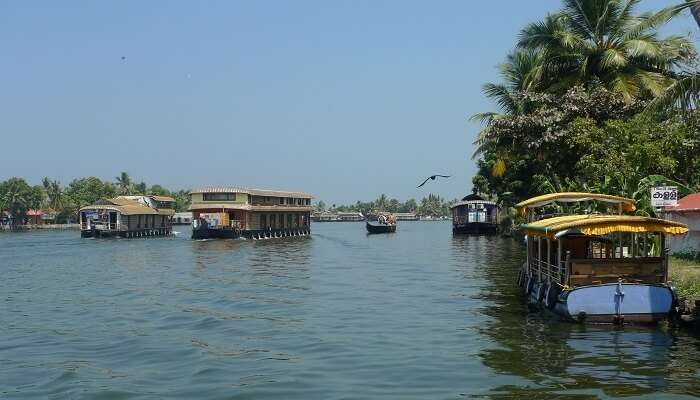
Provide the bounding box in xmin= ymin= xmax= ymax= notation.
xmin=25 ymin=209 xmax=44 ymax=225
xmin=664 ymin=193 xmax=700 ymax=253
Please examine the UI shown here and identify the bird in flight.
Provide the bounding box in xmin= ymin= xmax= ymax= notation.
xmin=417 ymin=174 xmax=451 ymax=188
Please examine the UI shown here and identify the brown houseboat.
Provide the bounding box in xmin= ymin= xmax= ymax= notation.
xmin=189 ymin=186 xmax=313 ymax=239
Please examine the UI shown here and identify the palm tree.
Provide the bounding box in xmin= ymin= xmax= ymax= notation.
xmin=645 ymin=1 xmax=700 ymax=112
xmin=42 ymin=177 xmax=64 ymax=212
xmin=115 ymin=172 xmax=132 ymax=195
xmin=518 ymin=0 xmax=695 ymax=102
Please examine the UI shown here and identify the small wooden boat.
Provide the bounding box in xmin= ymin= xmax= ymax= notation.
xmin=366 ymin=221 xmax=396 ymax=234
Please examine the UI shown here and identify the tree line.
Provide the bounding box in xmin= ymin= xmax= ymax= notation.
xmin=315 ymin=193 xmax=455 ymax=217
xmin=0 ymin=172 xmax=190 ymax=224
xmin=471 ymin=0 xmax=700 ymax=218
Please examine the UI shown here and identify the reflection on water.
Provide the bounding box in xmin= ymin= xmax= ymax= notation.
xmin=450 ymin=234 xmax=700 ymax=399
xmin=2 ymin=223 xmax=700 ymax=399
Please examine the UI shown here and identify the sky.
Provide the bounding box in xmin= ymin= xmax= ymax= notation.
xmin=1 ymin=1 xmax=697 ymax=204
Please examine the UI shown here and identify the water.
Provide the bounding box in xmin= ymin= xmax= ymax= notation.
xmin=2 ymin=221 xmax=700 ymax=399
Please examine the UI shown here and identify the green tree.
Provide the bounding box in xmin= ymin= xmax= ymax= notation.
xmin=518 ymin=0 xmax=695 ymax=101
xmin=115 ymin=172 xmax=132 ymax=195
xmin=42 ymin=177 xmax=64 ymax=212
xmin=64 ymin=177 xmax=117 ymax=215
xmin=0 ymin=178 xmax=43 ymax=226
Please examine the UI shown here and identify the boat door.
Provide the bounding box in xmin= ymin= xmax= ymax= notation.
xmin=109 ymin=212 xmax=117 ymax=229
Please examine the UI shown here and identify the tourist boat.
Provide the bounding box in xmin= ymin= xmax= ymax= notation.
xmin=515 ymin=192 xmax=689 ymax=324
xmin=450 ymin=194 xmax=500 ymax=234
xmin=189 ymin=186 xmax=313 ymax=240
xmin=79 ymin=195 xmax=175 ymax=238
xmin=366 ymin=213 xmax=396 ymax=234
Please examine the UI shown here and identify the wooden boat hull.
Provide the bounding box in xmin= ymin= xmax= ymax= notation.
xmin=366 ymin=222 xmax=396 ymax=234
xmin=518 ymin=267 xmax=674 ymax=323
xmin=452 ymin=222 xmax=498 ymax=235
xmin=191 ymin=225 xmax=241 ymax=240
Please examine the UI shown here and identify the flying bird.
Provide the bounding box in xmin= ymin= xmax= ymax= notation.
xmin=417 ymin=174 xmax=451 ymax=188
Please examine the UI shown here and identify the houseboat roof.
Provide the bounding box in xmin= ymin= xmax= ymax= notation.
xmin=516 ymin=192 xmax=636 ymax=214
xmin=188 ymin=203 xmax=313 ymax=212
xmin=450 ymin=200 xmax=497 ymax=209
xmin=190 ymin=186 xmax=313 ymax=199
xmin=80 ymin=198 xmax=174 ymax=216
xmin=521 ymin=214 xmax=688 ymax=238
xmin=150 ymin=195 xmax=176 ymax=202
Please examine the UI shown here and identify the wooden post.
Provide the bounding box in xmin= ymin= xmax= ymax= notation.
xmin=557 ymin=239 xmax=562 ymax=283
xmin=565 ymin=250 xmax=571 ymax=286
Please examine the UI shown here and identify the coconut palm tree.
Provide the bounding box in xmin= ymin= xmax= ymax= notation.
xmin=115 ymin=172 xmax=132 ymax=195
xmin=42 ymin=177 xmax=64 ymax=212
xmin=518 ymin=0 xmax=695 ymax=102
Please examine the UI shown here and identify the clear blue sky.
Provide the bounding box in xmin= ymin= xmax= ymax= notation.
xmin=1 ymin=1 xmax=696 ymax=204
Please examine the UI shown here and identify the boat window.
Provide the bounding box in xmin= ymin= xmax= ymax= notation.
xmin=279 ymin=197 xmax=284 ymax=205
xmin=203 ymin=193 xmax=236 ymax=201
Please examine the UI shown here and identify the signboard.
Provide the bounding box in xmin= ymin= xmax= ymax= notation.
xmin=651 ymin=186 xmax=678 ymax=207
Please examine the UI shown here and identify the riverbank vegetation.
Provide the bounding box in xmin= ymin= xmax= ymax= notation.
xmin=315 ymin=193 xmax=455 ymax=218
xmin=471 ymin=0 xmax=700 ymax=216
xmin=670 ymin=256 xmax=700 ymax=300
xmin=0 ymin=173 xmax=190 ymax=224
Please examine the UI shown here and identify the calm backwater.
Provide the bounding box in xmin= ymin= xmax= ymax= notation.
xmin=2 ymin=221 xmax=700 ymax=399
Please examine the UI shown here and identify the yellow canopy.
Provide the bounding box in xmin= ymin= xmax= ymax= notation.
xmin=515 ymin=192 xmax=636 ymax=215
xmin=521 ymin=214 xmax=688 ymax=238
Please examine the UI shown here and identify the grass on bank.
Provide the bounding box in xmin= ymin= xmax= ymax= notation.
xmin=669 ymin=256 xmax=700 ymax=301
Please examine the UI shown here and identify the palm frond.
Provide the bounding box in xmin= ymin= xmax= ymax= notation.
xmin=645 ymin=72 xmax=700 ymax=112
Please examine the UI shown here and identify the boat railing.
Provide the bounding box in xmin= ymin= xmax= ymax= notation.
xmin=529 ymin=258 xmax=564 ymax=285
xmin=453 ymin=215 xmax=498 ymax=225
xmin=81 ymin=222 xmax=118 ymax=230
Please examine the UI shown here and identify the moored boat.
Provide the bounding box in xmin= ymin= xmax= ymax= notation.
xmin=450 ymin=193 xmax=500 ymax=234
xmin=514 ymin=192 xmax=689 ymax=324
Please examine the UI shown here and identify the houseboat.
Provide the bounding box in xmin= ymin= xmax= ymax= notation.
xmin=79 ymin=195 xmax=176 ymax=238
xmin=515 ymin=192 xmax=689 ymax=324
xmin=189 ymin=186 xmax=313 ymax=240
xmin=450 ymin=194 xmax=500 ymax=234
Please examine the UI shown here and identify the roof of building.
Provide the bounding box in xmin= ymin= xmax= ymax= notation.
xmin=521 ymin=214 xmax=688 ymax=238
xmin=665 ymin=193 xmax=700 ymax=213
xmin=190 ymin=186 xmax=313 ymax=199
xmin=26 ymin=209 xmax=43 ymax=216
xmin=515 ymin=192 xmax=636 ymax=214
